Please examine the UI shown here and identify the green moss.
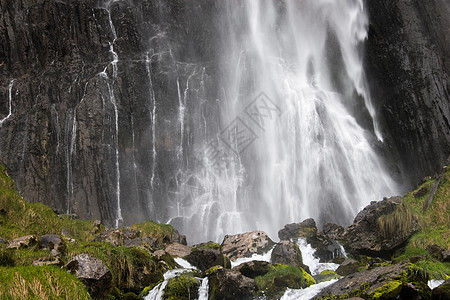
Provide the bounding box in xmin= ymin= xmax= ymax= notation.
xmin=131 ymin=221 xmax=175 ymax=247
xmin=194 ymin=241 xmax=220 ymax=250
xmin=206 ymin=265 xmax=223 ymax=275
xmin=163 ymin=273 xmax=200 ymax=300
xmin=0 ymin=163 xmax=100 ymax=242
xmin=255 ymin=264 xmax=316 ymax=299
xmin=0 ymin=265 xmax=91 ymax=299
xmin=370 ymin=280 xmax=403 ymax=299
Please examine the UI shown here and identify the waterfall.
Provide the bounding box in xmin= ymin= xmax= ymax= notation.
xmin=167 ymin=0 xmax=399 ymax=244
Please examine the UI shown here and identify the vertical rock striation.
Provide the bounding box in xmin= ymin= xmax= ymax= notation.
xmin=366 ymin=0 xmax=450 ymax=184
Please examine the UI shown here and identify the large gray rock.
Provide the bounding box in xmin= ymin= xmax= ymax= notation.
xmin=220 ymin=231 xmax=275 ymax=261
xmin=270 ymin=241 xmax=303 ymax=267
xmin=66 ymin=253 xmax=112 ymax=298
xmin=208 ymin=268 xmax=256 ymax=300
xmin=185 ymin=248 xmax=231 ymax=271
xmin=165 ymin=242 xmax=192 ymax=257
xmin=278 ymin=218 xmax=318 ymax=241
xmin=315 ymin=262 xmax=431 ymax=299
xmin=339 ymin=197 xmax=420 ymax=256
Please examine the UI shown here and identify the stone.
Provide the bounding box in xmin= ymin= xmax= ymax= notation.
xmin=270 ymin=241 xmax=303 ymax=267
xmin=208 ymin=268 xmax=256 ymax=300
xmin=220 ymin=231 xmax=275 ymax=261
xmin=340 ymin=197 xmax=420 ymax=256
xmin=316 ymin=262 xmax=431 ymax=299
xmin=39 ymin=234 xmax=65 ymax=254
xmin=322 ymin=223 xmax=344 ymax=240
xmin=442 ymin=249 xmax=450 ymax=263
xmin=66 ymin=253 xmax=112 ymax=298
xmin=432 ymin=281 xmax=450 ymax=300
xmin=427 ymin=244 xmax=445 ymax=261
xmin=234 ymin=261 xmax=271 ymax=278
xmin=278 ymin=218 xmax=318 ymax=240
xmin=7 ymin=235 xmax=37 ymax=249
xmin=414 ymin=186 xmax=429 ymax=198
xmin=185 ymin=248 xmax=231 ymax=271
xmin=336 ymin=258 xmax=360 ymax=276
xmin=165 ymin=242 xmax=192 ymax=257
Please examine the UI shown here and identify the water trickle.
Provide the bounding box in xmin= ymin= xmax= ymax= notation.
xmin=296 ymin=239 xmax=339 ymax=276
xmin=280 ymin=279 xmax=339 ymax=300
xmin=145 ymin=53 xmax=158 ymax=189
xmin=198 ymin=277 xmax=209 ymax=300
xmin=99 ymin=2 xmax=122 ymax=228
xmin=0 ymin=79 xmax=15 ymax=126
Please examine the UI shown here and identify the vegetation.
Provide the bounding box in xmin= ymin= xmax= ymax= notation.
xmin=255 ymin=264 xmax=315 ymax=299
xmin=0 ymin=265 xmax=91 ymax=300
xmin=390 ymin=166 xmax=450 ymax=280
xmin=163 ymin=273 xmax=200 ymax=300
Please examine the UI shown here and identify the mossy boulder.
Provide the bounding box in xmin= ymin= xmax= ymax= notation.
xmin=254 ymin=264 xmax=316 ymax=299
xmin=271 ymin=241 xmax=303 ymax=266
xmin=432 ymin=281 xmax=450 ymax=300
xmin=315 ymin=262 xmax=431 ymax=299
xmin=163 ymin=273 xmax=200 ymax=300
xmin=336 ymin=258 xmax=362 ymax=276
xmin=278 ymin=218 xmax=317 ymax=240
xmin=235 ymin=260 xmax=271 ymax=278
xmin=185 ymin=248 xmax=231 ymax=271
xmin=194 ymin=241 xmax=220 ymax=250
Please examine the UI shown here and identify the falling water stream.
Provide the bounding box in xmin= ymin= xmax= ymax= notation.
xmin=168 ymin=0 xmax=399 ymax=243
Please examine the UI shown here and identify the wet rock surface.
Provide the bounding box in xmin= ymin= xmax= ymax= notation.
xmin=220 ymin=231 xmax=275 ymax=261
xmin=185 ymin=248 xmax=231 ymax=271
xmin=270 ymin=241 xmax=303 ymax=267
xmin=208 ymin=268 xmax=256 ymax=300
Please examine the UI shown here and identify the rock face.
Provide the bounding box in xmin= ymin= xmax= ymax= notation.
xmin=270 ymin=241 xmax=303 ymax=267
xmin=339 ymin=197 xmax=420 ymax=256
xmin=0 ymin=0 xmax=221 ymax=228
xmin=366 ymin=0 xmax=450 ymax=184
xmin=208 ymin=268 xmax=256 ymax=300
xmin=165 ymin=243 xmax=192 ymax=258
xmin=316 ymin=263 xmax=431 ymax=299
xmin=66 ymin=253 xmax=112 ymax=298
xmin=234 ymin=261 xmax=271 ymax=278
xmin=220 ymin=231 xmax=275 ymax=261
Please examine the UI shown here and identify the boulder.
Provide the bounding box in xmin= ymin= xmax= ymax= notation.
xmin=315 ymin=262 xmax=431 ymax=299
xmin=314 ymin=270 xmax=340 ymax=284
xmin=7 ymin=235 xmax=37 ymax=249
xmin=39 ymin=234 xmax=65 ymax=255
xmin=234 ymin=261 xmax=271 ymax=278
xmin=270 ymin=241 xmax=303 ymax=266
xmin=164 ymin=273 xmax=200 ymax=299
xmin=185 ymin=248 xmax=231 ymax=271
xmin=432 ymin=280 xmax=450 ymax=300
xmin=220 ymin=231 xmax=275 ymax=261
xmin=94 ymin=228 xmax=157 ymax=249
xmin=340 ymin=197 xmax=420 ymax=256
xmin=278 ymin=218 xmax=317 ymax=240
xmin=335 ymin=258 xmax=360 ymax=276
xmin=165 ymin=243 xmax=192 ymax=257
xmin=208 ymin=268 xmax=256 ymax=300
xmin=442 ymin=250 xmax=450 ymax=263
xmin=66 ymin=253 xmax=112 ymax=298
xmin=426 ymin=244 xmax=445 ymax=261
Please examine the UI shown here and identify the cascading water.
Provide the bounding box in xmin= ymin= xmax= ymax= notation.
xmin=0 ymin=80 xmax=15 ymax=126
xmin=169 ymin=0 xmax=399 ymax=244
xmin=166 ymin=0 xmax=400 ymax=244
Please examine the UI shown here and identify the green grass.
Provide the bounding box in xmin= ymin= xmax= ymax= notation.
xmin=131 ymin=220 xmax=175 ymax=246
xmin=392 ymin=166 xmax=450 ymax=279
xmin=0 ymin=265 xmax=91 ymax=300
xmin=0 ymin=164 xmax=101 ymax=242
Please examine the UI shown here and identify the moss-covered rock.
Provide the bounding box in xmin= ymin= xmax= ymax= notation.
xmin=254 ymin=264 xmax=316 ymax=299
xmin=185 ymin=248 xmax=231 ymax=271
xmin=163 ymin=273 xmax=200 ymax=300
xmin=235 ymin=260 xmax=271 ymax=278
xmin=432 ymin=281 xmax=450 ymax=300
xmin=315 ymin=270 xmax=340 ymax=284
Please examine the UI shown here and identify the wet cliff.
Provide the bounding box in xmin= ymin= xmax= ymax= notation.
xmin=367 ymin=0 xmax=450 ymax=184
xmin=0 ymin=0 xmax=448 ymax=227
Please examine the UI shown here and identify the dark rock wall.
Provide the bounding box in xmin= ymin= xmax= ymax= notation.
xmin=367 ymin=0 xmax=450 ymax=185
xmin=0 ymin=0 xmax=448 ymax=226
xmin=0 ymin=0 xmax=221 ymax=226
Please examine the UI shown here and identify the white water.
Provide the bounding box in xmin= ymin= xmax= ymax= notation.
xmin=168 ymin=0 xmax=399 ymax=244
xmin=198 ymin=277 xmax=209 ymax=300
xmin=428 ymin=280 xmax=445 ymax=290
xmin=231 ymin=247 xmax=274 ymax=268
xmin=296 ymin=239 xmax=339 ymax=276
xmin=0 ymin=79 xmax=15 ymax=126
xmin=144 ymin=258 xmax=198 ymax=300
xmin=97 ymin=1 xmax=122 ymax=228
xmin=280 ymin=279 xmax=339 ymax=300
